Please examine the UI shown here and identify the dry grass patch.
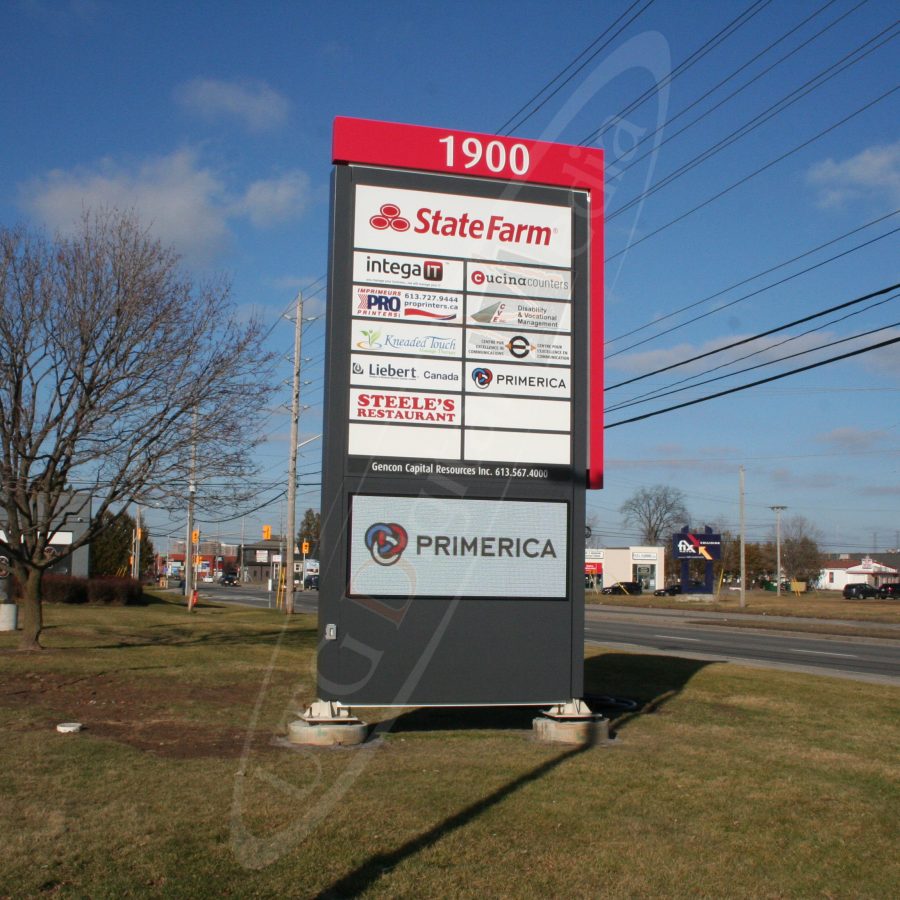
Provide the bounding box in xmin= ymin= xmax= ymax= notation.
xmin=0 ymin=599 xmax=898 ymax=898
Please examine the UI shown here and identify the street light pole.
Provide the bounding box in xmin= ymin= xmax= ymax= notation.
xmin=771 ymin=505 xmax=787 ymax=596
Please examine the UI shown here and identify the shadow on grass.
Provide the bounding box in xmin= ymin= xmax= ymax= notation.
xmin=316 ymin=736 xmax=598 ymax=899
xmin=584 ymin=651 xmax=715 ymax=736
xmin=380 ymin=705 xmax=540 ymax=733
xmin=53 ymin=624 xmax=318 ymax=651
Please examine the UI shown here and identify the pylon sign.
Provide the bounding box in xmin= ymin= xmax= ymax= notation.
xmin=319 ymin=117 xmax=603 ymax=706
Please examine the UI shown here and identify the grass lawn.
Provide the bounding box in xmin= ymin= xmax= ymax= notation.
xmin=1 ymin=596 xmax=898 ymax=898
xmin=588 ymin=587 xmax=900 ymax=624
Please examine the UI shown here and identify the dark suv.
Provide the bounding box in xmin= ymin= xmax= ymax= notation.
xmin=220 ymin=573 xmax=238 ymax=586
xmin=879 ymin=583 xmax=900 ymax=599
xmin=601 ymin=581 xmax=643 ymax=595
xmin=843 ymin=583 xmax=878 ymax=599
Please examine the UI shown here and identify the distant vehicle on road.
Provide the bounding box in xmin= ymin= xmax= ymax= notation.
xmin=304 ymin=574 xmax=319 ymax=590
xmin=843 ymin=583 xmax=879 ymax=599
xmin=601 ymin=581 xmax=642 ymax=595
xmin=219 ymin=574 xmax=238 ymax=586
xmin=655 ymin=584 xmax=682 ymax=596
xmin=878 ymin=583 xmax=900 ymax=599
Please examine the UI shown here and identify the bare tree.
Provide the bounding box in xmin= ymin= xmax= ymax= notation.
xmin=619 ymin=484 xmax=689 ymax=545
xmin=779 ymin=515 xmax=823 ymax=583
xmin=0 ymin=211 xmax=274 ymax=648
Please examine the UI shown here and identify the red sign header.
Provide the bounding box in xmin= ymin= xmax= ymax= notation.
xmin=333 ymin=116 xmax=603 ymax=192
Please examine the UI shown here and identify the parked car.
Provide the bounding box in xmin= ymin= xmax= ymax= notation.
xmin=601 ymin=581 xmax=642 ymax=595
xmin=843 ymin=582 xmax=879 ymax=599
xmin=220 ymin=574 xmax=238 ymax=586
xmin=879 ymin=583 xmax=900 ymax=599
xmin=654 ymin=584 xmax=682 ymax=596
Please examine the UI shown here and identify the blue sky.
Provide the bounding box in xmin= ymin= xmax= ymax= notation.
xmin=2 ymin=0 xmax=898 ymax=555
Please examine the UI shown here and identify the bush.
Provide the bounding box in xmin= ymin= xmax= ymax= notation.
xmin=10 ymin=574 xmax=143 ymax=605
xmin=87 ymin=577 xmax=143 ymax=605
xmin=42 ymin=574 xmax=89 ymax=604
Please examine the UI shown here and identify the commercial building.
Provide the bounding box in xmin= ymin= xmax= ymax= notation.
xmin=585 ymin=546 xmax=665 ymax=592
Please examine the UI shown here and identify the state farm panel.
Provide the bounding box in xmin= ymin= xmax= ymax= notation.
xmin=465 ymin=362 xmax=570 ymax=398
xmin=349 ymin=388 xmax=460 ymax=426
xmin=348 ymin=495 xmax=568 ymax=599
xmin=465 ymin=396 xmax=570 ymax=432
xmin=466 ymin=328 xmax=570 ymax=365
xmin=348 ymin=423 xmax=461 ymax=460
xmin=352 ymin=321 xmax=462 ymax=358
xmin=351 ymin=354 xmax=462 ymax=391
xmin=354 ymin=185 xmax=572 ymax=268
xmin=465 ymin=297 xmax=571 ymax=332
xmin=467 ymin=262 xmax=571 ymax=301
xmin=353 ymin=285 xmax=463 ymax=324
xmin=353 ymin=250 xmax=465 ymax=291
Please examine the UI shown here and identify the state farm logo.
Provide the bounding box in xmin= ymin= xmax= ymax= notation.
xmin=471 ymin=270 xmax=485 ymax=285
xmin=365 ymin=522 xmax=408 ymax=566
xmin=471 ymin=367 xmax=493 ymax=389
xmin=368 ymin=202 xmax=553 ymax=247
xmin=369 ymin=203 xmax=410 ymax=232
xmin=506 ymin=335 xmax=534 ymax=359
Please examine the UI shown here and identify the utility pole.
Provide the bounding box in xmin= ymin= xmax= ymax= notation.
xmin=739 ymin=467 xmax=746 ymax=609
xmin=132 ymin=505 xmax=142 ymax=580
xmin=285 ymin=291 xmax=303 ymax=616
xmin=185 ymin=413 xmax=198 ymax=600
xmin=771 ymin=505 xmax=787 ymax=596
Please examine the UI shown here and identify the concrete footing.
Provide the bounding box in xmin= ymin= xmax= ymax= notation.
xmin=286 ymin=700 xmax=368 ymax=747
xmin=533 ymin=699 xmax=610 ymax=745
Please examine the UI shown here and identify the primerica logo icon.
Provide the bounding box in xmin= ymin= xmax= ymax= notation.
xmin=471 ymin=367 xmax=493 ymax=389
xmin=369 ymin=203 xmax=553 ymax=247
xmin=365 ymin=523 xmax=408 ymax=566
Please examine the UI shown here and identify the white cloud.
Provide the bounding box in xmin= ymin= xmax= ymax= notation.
xmin=20 ymin=149 xmax=230 ymax=263
xmin=814 ymin=427 xmax=888 ymax=451
xmin=19 ymin=150 xmax=313 ymax=265
xmin=237 ymin=171 xmax=310 ymax=227
xmin=807 ymin=140 xmax=900 ymax=209
xmin=175 ymin=78 xmax=289 ymax=132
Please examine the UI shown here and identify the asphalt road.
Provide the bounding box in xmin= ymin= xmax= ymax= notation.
xmin=584 ymin=605 xmax=900 ymax=685
xmin=194 ymin=584 xmax=900 ymax=685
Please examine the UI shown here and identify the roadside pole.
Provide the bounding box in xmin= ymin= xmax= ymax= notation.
xmin=285 ymin=291 xmax=303 ymax=616
xmin=739 ymin=467 xmax=746 ymax=609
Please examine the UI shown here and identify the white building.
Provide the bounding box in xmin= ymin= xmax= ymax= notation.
xmin=585 ymin=546 xmax=665 ymax=592
xmin=819 ymin=556 xmax=898 ymax=592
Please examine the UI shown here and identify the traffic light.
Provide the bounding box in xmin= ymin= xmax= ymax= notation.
xmin=262 ymin=525 xmax=272 ymax=540
xmin=302 ymin=541 xmax=310 ymax=555
xmin=191 ymin=529 xmax=199 ymax=544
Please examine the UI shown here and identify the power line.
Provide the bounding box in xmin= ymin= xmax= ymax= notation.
xmin=608 ymin=304 xmax=900 ymax=413
xmin=607 ymin=19 xmax=900 ymax=220
xmin=497 ymin=0 xmax=657 ymax=135
xmin=605 ymin=83 xmax=900 ymax=262
xmin=608 ymin=280 xmax=900 ymax=389
xmin=606 ymin=333 xmax=900 ymax=429
xmin=580 ymin=0 xmax=775 ymax=146
xmin=606 ymin=208 xmax=899 ymax=349
xmin=610 ymin=291 xmax=899 ymax=410
xmin=608 ymin=0 xmax=862 ymax=172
